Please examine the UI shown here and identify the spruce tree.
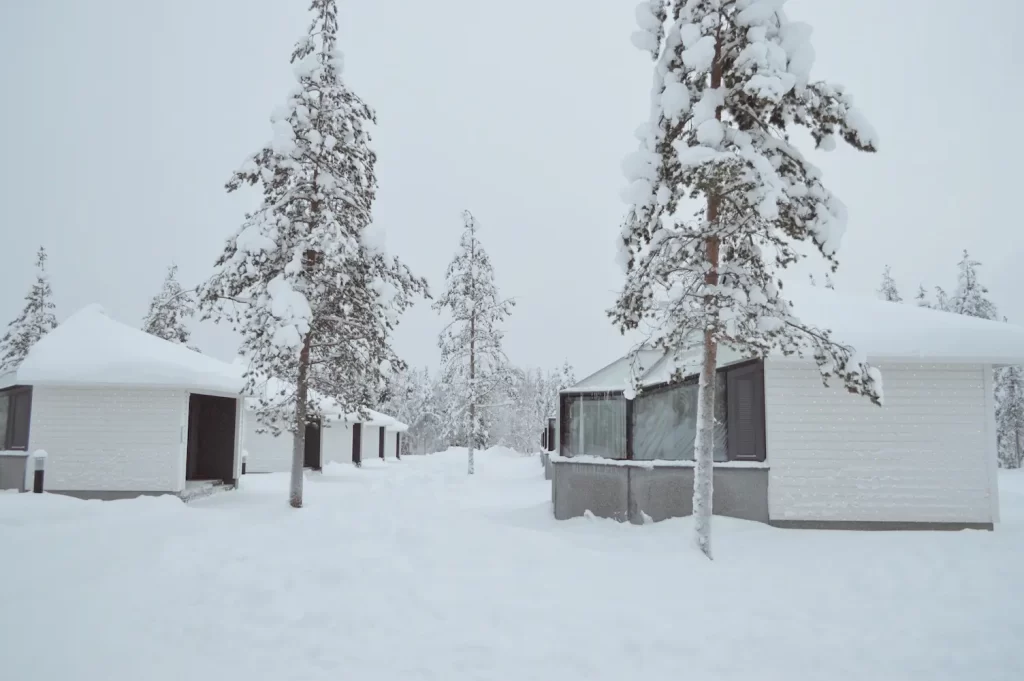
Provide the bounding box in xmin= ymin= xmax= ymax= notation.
xmin=616 ymin=1 xmax=881 ymax=558
xmin=0 ymin=247 xmax=57 ymax=372
xmin=200 ymin=0 xmax=425 ymax=507
xmin=434 ymin=210 xmax=515 ymax=474
xmin=878 ymin=265 xmax=902 ymax=303
xmin=914 ymin=284 xmax=931 ymax=308
xmin=948 ymin=250 xmax=997 ymax=320
xmin=142 ymin=264 xmax=196 ymax=347
xmin=996 ymin=364 xmax=1024 ymax=469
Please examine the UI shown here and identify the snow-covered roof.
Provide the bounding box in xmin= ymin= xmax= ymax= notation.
xmin=4 ymin=305 xmax=244 ymax=394
xmin=233 ymin=359 xmax=406 ymax=429
xmin=563 ymin=286 xmax=1024 ymax=394
xmin=566 ymin=348 xmax=664 ymax=393
xmin=785 ymin=285 xmax=1024 ymax=364
xmin=563 ymin=345 xmax=750 ymax=394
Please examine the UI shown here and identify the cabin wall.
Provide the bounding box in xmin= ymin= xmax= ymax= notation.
xmin=30 ymin=386 xmax=184 ymax=492
xmin=242 ymin=418 xmax=292 ymax=473
xmin=322 ymin=422 xmax=353 ymax=465
xmin=384 ymin=431 xmax=398 ymax=459
xmin=765 ymin=360 xmax=995 ymax=525
xmin=362 ymin=425 xmax=383 ymax=460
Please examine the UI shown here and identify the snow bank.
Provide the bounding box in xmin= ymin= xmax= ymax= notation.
xmin=10 ymin=305 xmax=243 ymax=394
xmin=0 ymin=454 xmax=1020 ymax=680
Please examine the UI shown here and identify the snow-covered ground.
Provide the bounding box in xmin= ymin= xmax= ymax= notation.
xmin=1 ymin=448 xmax=1022 ymax=680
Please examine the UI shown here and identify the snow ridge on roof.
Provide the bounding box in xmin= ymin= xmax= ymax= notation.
xmin=13 ymin=305 xmax=243 ymax=394
xmin=565 ymin=285 xmax=1024 ymax=394
xmin=784 ymin=284 xmax=1024 ymax=364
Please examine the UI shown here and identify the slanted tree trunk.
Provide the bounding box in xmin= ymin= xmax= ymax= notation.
xmin=290 ymin=333 xmax=311 ymax=508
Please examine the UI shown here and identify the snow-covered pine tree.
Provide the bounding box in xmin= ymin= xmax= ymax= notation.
xmin=947 ymin=250 xmax=997 ymax=320
xmin=0 ymin=247 xmax=57 ymax=372
xmin=878 ymin=265 xmax=902 ymax=303
xmin=200 ymin=0 xmax=425 ymax=507
xmin=996 ymin=363 xmax=1024 ymax=468
xmin=434 ymin=210 xmax=515 ymax=474
xmin=914 ymin=284 xmax=931 ymax=308
xmin=142 ymin=264 xmax=196 ymax=347
xmin=616 ymin=0 xmax=881 ymax=558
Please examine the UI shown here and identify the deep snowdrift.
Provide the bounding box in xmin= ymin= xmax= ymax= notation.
xmin=1 ymin=448 xmax=1021 ymax=680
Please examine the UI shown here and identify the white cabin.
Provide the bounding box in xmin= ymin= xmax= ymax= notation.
xmin=554 ymin=286 xmax=1024 ymax=529
xmin=0 ymin=305 xmax=245 ymax=500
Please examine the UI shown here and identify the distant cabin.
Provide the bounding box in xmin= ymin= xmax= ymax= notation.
xmin=241 ymin=373 xmax=408 ymax=473
xmin=0 ymin=305 xmax=244 ymax=500
xmin=551 ymin=286 xmax=1024 ymax=530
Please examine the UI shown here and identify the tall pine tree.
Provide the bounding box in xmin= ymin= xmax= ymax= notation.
xmin=615 ymin=1 xmax=881 ymax=558
xmin=0 ymin=247 xmax=57 ymax=372
xmin=877 ymin=265 xmax=902 ymax=303
xmin=434 ymin=210 xmax=515 ymax=474
xmin=200 ymin=0 xmax=425 ymax=507
xmin=142 ymin=264 xmax=196 ymax=347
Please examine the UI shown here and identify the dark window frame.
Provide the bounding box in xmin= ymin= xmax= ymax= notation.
xmin=1 ymin=385 xmax=33 ymax=451
xmin=558 ymin=360 xmax=765 ymax=463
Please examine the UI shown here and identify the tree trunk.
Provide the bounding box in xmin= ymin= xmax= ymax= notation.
xmin=468 ymin=226 xmax=477 ymax=476
xmin=290 ymin=333 xmax=312 ymax=508
xmin=692 ymin=18 xmax=724 ymax=559
xmin=693 ymin=327 xmax=719 ymax=558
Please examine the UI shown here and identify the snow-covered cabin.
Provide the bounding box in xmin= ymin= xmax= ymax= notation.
xmin=0 ymin=305 xmax=246 ymax=500
xmin=552 ymin=286 xmax=1024 ymax=530
xmin=241 ymin=374 xmax=408 ymax=473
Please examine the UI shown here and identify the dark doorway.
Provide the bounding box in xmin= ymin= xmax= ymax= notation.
xmin=186 ymin=394 xmax=237 ymax=485
xmin=304 ymin=420 xmax=322 ymax=470
xmin=395 ymin=432 xmax=401 ymax=460
xmin=352 ymin=422 xmax=362 ymax=466
xmin=379 ymin=427 xmax=386 ymax=459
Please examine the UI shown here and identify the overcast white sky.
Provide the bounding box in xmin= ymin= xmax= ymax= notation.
xmin=1 ymin=0 xmax=1021 ymax=380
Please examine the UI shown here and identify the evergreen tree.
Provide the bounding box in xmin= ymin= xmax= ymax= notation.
xmin=877 ymin=265 xmax=902 ymax=303
xmin=200 ymin=0 xmax=425 ymax=507
xmin=616 ymin=1 xmax=881 ymax=558
xmin=434 ymin=210 xmax=515 ymax=474
xmin=948 ymin=250 xmax=997 ymax=320
xmin=996 ymin=363 xmax=1024 ymax=469
xmin=914 ymin=284 xmax=931 ymax=308
xmin=0 ymin=247 xmax=57 ymax=372
xmin=142 ymin=264 xmax=196 ymax=347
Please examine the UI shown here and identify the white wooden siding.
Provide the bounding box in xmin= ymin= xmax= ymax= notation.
xmin=384 ymin=431 xmax=398 ymax=459
xmin=30 ymin=386 xmax=185 ymax=492
xmin=362 ymin=425 xmax=384 ymax=460
xmin=322 ymin=423 xmax=353 ymax=465
xmin=765 ymin=361 xmax=994 ymax=524
xmin=242 ymin=418 xmax=292 ymax=473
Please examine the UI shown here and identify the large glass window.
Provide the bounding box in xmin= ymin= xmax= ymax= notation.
xmin=0 ymin=388 xmax=31 ymax=451
xmin=633 ymin=373 xmax=727 ymax=461
xmin=564 ymin=394 xmax=626 ymax=459
xmin=0 ymin=394 xmax=8 ymax=449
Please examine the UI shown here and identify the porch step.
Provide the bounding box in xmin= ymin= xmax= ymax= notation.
xmin=179 ymin=480 xmax=235 ymax=503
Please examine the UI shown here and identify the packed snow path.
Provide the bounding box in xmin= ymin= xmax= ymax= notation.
xmin=2 ymin=448 xmax=1022 ymax=680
